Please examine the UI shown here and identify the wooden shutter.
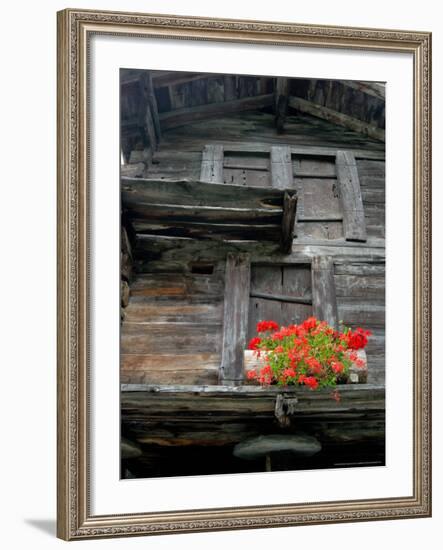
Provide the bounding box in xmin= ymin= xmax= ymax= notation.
xmin=248 ymin=265 xmax=312 ymax=340
xmin=335 ymin=150 xmax=367 ymax=241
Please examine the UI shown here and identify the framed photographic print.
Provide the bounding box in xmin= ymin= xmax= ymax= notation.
xmin=57 ymin=8 xmax=431 ymax=540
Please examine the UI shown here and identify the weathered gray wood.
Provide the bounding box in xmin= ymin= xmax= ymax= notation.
xmin=151 ymin=71 xmax=213 ymax=88
xmin=126 ymin=202 xmax=282 ymax=225
xmin=220 ymin=253 xmax=251 ymax=385
xmin=336 ymin=150 xmax=367 ymax=242
xmin=223 ymin=152 xmax=269 ymax=171
xmin=121 ymin=177 xmax=286 ymax=209
xmin=159 ymin=94 xmax=274 ymax=129
xmin=274 ymin=77 xmax=289 ymax=133
xmin=271 ymin=146 xmax=293 ymax=189
xmin=200 ymin=144 xmax=224 ymax=183
xmin=121 ymin=322 xmax=222 ymax=354
xmin=143 ymin=72 xmax=161 ymax=142
xmin=281 ymin=192 xmax=297 ymax=253
xmin=144 ymin=103 xmax=158 ymax=153
xmin=249 ymin=292 xmax=312 ymax=305
xmin=289 ymin=95 xmax=385 ymax=142
xmin=121 ymin=162 xmax=145 ymax=178
xmin=334 ymin=274 xmax=385 ymax=298
xmin=223 ymin=167 xmax=270 ymax=187
xmin=311 ymin=256 xmax=339 ymax=329
xmin=296 ymin=178 xmax=342 ymax=221
xmin=293 ymin=157 xmax=336 ymax=178
xmin=223 ymin=75 xmax=237 ymax=101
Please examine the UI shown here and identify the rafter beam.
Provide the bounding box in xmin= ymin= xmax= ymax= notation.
xmin=159 ymin=94 xmax=274 ymax=130
xmin=289 ymin=95 xmax=385 ymax=142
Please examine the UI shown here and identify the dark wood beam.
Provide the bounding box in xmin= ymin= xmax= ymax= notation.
xmin=281 ymin=192 xmax=297 ymax=254
xmin=159 ymin=94 xmax=274 ymax=130
xmin=289 ymin=95 xmax=385 ymax=142
xmin=274 ymin=77 xmax=289 ymax=133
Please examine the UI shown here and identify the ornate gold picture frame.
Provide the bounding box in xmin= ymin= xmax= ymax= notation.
xmin=57 ymin=8 xmax=431 ymax=540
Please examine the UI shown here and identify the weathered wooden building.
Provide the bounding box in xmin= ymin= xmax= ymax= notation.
xmin=120 ymin=70 xmax=386 ymax=478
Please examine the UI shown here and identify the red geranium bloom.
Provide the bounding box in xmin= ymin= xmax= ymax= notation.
xmin=302 ymin=316 xmax=318 ymax=331
xmin=248 ymin=337 xmax=262 ymax=350
xmin=256 ymin=320 xmax=279 ymax=333
xmin=303 ymin=376 xmax=319 ymax=390
xmin=346 ymin=327 xmax=372 ymax=350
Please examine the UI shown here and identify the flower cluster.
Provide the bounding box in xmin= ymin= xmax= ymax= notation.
xmin=246 ymin=317 xmax=370 ymax=390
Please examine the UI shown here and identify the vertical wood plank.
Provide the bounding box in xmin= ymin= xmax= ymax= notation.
xmin=200 ymin=144 xmax=224 ymax=183
xmin=281 ymin=266 xmax=313 ymax=326
xmin=311 ymin=256 xmax=338 ymax=329
xmin=220 ymin=253 xmax=251 ymax=385
xmin=336 ymin=150 xmax=367 ymax=241
xmin=270 ymin=145 xmax=293 ymax=189
xmin=274 ymin=77 xmax=289 ymax=133
xmin=281 ymin=192 xmax=297 ymax=254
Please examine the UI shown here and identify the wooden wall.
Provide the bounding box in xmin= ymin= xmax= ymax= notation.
xmin=121 ymin=108 xmax=385 ymax=387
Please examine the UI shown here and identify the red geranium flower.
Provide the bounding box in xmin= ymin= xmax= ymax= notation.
xmin=248 ymin=337 xmax=262 ymax=350
xmin=256 ymin=320 xmax=279 ymax=333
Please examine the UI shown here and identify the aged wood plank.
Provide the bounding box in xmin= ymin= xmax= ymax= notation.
xmin=281 ymin=265 xmax=313 ymax=325
xmin=281 ymin=192 xmax=297 ymax=253
xmin=249 ymin=292 xmax=312 ymax=305
xmin=220 ymin=253 xmax=251 ymax=385
xmin=121 ymin=322 xmax=222 ymax=354
xmin=126 ymin=202 xmax=282 ymax=225
xmin=336 ymin=150 xmax=367 ymax=242
xmin=124 ymin=301 xmax=223 ymax=323
xmin=311 ymin=256 xmax=339 ymax=329
xmin=289 ymin=95 xmax=385 ymax=142
xmin=334 ymin=262 xmax=385 ymax=276
xmin=121 ymin=353 xmax=220 ymax=371
xmin=121 ymin=177 xmax=286 ymax=209
xmin=200 ymin=144 xmax=224 ymax=183
xmin=159 ymin=94 xmax=274 ymax=129
xmin=223 ymin=152 xmax=269 ymax=171
xmin=223 ymin=168 xmax=270 ymax=187
xmin=132 ymin=220 xmax=281 ymax=241
xmin=121 ymin=367 xmax=220 ymax=386
xmin=293 ymin=157 xmax=336 ymax=178
xmin=334 ymin=274 xmax=385 ymax=298
xmin=121 ymin=162 xmax=145 ymax=178
xmin=296 ymin=178 xmax=342 ymax=221
xmin=271 ymin=145 xmax=293 ymax=189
